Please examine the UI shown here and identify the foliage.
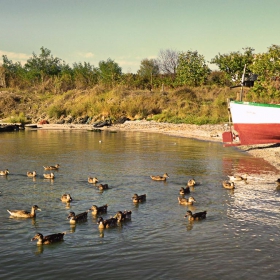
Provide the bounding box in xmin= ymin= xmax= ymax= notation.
xmin=175 ymin=51 xmax=210 ymax=86
xmin=210 ymin=47 xmax=255 ymax=84
xmin=98 ymin=58 xmax=122 ymax=88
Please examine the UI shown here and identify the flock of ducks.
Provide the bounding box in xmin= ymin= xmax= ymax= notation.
xmin=3 ymin=166 xmax=279 ymax=245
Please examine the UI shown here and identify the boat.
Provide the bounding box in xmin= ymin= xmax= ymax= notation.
xmin=0 ymin=124 xmax=20 ymax=132
xmin=223 ymin=100 xmax=280 ymax=146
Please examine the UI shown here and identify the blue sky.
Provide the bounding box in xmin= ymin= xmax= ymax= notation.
xmin=0 ymin=0 xmax=279 ymax=73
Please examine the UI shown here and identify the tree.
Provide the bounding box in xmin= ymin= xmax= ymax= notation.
xmin=157 ymin=49 xmax=179 ymax=75
xmin=24 ymin=47 xmax=63 ymax=83
xmin=137 ymin=59 xmax=159 ymax=90
xmin=176 ymin=51 xmax=210 ymax=86
xmin=72 ymin=62 xmax=98 ymax=89
xmin=98 ymin=58 xmax=122 ymax=88
xmin=250 ymin=44 xmax=280 ymax=82
xmin=210 ymin=47 xmax=255 ymax=83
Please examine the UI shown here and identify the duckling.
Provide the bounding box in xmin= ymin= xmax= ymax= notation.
xmin=98 ymin=183 xmax=109 ymax=190
xmin=7 ymin=205 xmax=41 ymax=218
xmin=178 ymin=196 xmax=196 ymax=205
xmin=228 ymin=174 xmax=247 ymax=182
xmin=31 ymin=232 xmax=65 ymax=245
xmin=185 ymin=210 xmax=207 ymax=221
xmin=150 ymin=173 xmax=169 ymax=181
xmin=179 ymin=186 xmax=190 ymax=195
xmin=89 ymin=204 xmax=108 ymax=215
xmin=97 ymin=216 xmax=118 ymax=229
xmin=187 ymin=179 xmax=196 ymax=187
xmin=43 ymin=164 xmax=60 ymax=170
xmin=0 ymin=169 xmax=9 ymax=176
xmin=67 ymin=211 xmax=89 ymax=224
xmin=88 ymin=177 xmax=99 ymax=184
xmin=43 ymin=173 xmax=55 ymax=179
xmin=222 ymin=180 xmax=235 ymax=189
xmin=61 ymin=193 xmax=72 ymax=203
xmin=27 ymin=171 xmax=37 ymax=177
xmin=132 ymin=193 xmax=146 ymax=203
xmin=113 ymin=210 xmax=132 ymax=222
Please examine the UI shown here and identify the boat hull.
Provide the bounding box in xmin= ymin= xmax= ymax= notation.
xmin=223 ymin=101 xmax=280 ymax=146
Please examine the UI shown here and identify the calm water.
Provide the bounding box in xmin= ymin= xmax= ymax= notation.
xmin=0 ymin=129 xmax=279 ymax=280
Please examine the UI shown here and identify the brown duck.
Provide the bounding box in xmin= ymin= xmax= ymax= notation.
xmin=88 ymin=177 xmax=99 ymax=184
xmin=179 ymin=186 xmax=190 ymax=195
xmin=185 ymin=210 xmax=207 ymax=221
xmin=61 ymin=194 xmax=73 ymax=202
xmin=89 ymin=204 xmax=108 ymax=215
xmin=7 ymin=205 xmax=41 ymax=218
xmin=150 ymin=173 xmax=169 ymax=181
xmin=178 ymin=196 xmax=196 ymax=205
xmin=222 ymin=180 xmax=235 ymax=189
xmin=31 ymin=232 xmax=65 ymax=245
xmin=97 ymin=216 xmax=118 ymax=229
xmin=27 ymin=171 xmax=37 ymax=177
xmin=43 ymin=164 xmax=60 ymax=170
xmin=132 ymin=193 xmax=146 ymax=203
xmin=67 ymin=211 xmax=89 ymax=224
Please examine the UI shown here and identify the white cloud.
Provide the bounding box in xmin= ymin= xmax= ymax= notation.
xmin=77 ymin=52 xmax=95 ymax=58
xmin=0 ymin=50 xmax=30 ymax=65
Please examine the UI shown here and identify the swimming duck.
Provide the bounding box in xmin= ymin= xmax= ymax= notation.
xmin=43 ymin=164 xmax=60 ymax=170
xmin=61 ymin=193 xmax=72 ymax=202
xmin=31 ymin=232 xmax=65 ymax=245
xmin=7 ymin=205 xmax=41 ymax=218
xmin=184 ymin=210 xmax=207 ymax=221
xmin=179 ymin=186 xmax=190 ymax=195
xmin=150 ymin=173 xmax=169 ymax=181
xmin=97 ymin=216 xmax=118 ymax=229
xmin=222 ymin=180 xmax=235 ymax=189
xmin=187 ymin=179 xmax=196 ymax=187
xmin=178 ymin=196 xmax=196 ymax=205
xmin=0 ymin=169 xmax=9 ymax=176
xmin=43 ymin=173 xmax=55 ymax=179
xmin=113 ymin=210 xmax=132 ymax=222
xmin=89 ymin=204 xmax=108 ymax=215
xmin=27 ymin=171 xmax=37 ymax=177
xmin=67 ymin=211 xmax=89 ymax=224
xmin=88 ymin=177 xmax=99 ymax=184
xmin=132 ymin=193 xmax=146 ymax=203
xmin=98 ymin=183 xmax=109 ymax=190
xmin=227 ymin=174 xmax=247 ymax=182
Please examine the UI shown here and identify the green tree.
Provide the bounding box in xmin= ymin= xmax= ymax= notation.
xmin=176 ymin=51 xmax=210 ymax=86
xmin=137 ymin=59 xmax=159 ymax=90
xmin=72 ymin=62 xmax=98 ymax=89
xmin=98 ymin=58 xmax=122 ymax=88
xmin=210 ymin=47 xmax=255 ymax=84
xmin=24 ymin=47 xmax=63 ymax=83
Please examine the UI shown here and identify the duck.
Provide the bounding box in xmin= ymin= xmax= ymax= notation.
xmin=150 ymin=173 xmax=169 ymax=181
xmin=132 ymin=193 xmax=146 ymax=203
xmin=88 ymin=177 xmax=99 ymax=184
xmin=227 ymin=174 xmax=247 ymax=182
xmin=185 ymin=210 xmax=207 ymax=221
xmin=43 ymin=173 xmax=55 ymax=179
xmin=67 ymin=211 xmax=89 ymax=224
xmin=7 ymin=205 xmax=41 ymax=218
xmin=27 ymin=171 xmax=37 ymax=177
xmin=113 ymin=210 xmax=132 ymax=222
xmin=222 ymin=180 xmax=235 ymax=189
xmin=89 ymin=204 xmax=108 ymax=215
xmin=43 ymin=164 xmax=60 ymax=170
xmin=31 ymin=232 xmax=65 ymax=245
xmin=178 ymin=196 xmax=196 ymax=205
xmin=61 ymin=193 xmax=72 ymax=202
xmin=179 ymin=186 xmax=190 ymax=195
xmin=187 ymin=179 xmax=196 ymax=187
xmin=97 ymin=216 xmax=118 ymax=229
xmin=98 ymin=183 xmax=109 ymax=190
xmin=0 ymin=169 xmax=9 ymax=176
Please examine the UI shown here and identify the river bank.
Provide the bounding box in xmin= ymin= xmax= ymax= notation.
xmin=36 ymin=120 xmax=280 ymax=172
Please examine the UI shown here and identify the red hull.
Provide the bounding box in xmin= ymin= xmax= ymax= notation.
xmin=223 ymin=123 xmax=280 ymax=146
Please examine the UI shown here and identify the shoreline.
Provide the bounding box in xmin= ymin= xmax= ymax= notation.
xmin=36 ymin=121 xmax=280 ymax=172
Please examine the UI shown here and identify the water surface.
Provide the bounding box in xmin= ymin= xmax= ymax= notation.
xmin=0 ymin=130 xmax=279 ymax=279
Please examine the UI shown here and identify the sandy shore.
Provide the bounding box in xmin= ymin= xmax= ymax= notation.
xmin=37 ymin=121 xmax=280 ymax=172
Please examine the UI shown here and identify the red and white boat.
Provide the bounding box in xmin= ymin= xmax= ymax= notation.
xmin=223 ymin=100 xmax=280 ymax=146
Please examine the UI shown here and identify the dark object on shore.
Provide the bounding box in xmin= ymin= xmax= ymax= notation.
xmin=0 ymin=124 xmax=20 ymax=132
xmin=114 ymin=116 xmax=130 ymax=124
xmin=93 ymin=119 xmax=112 ymax=128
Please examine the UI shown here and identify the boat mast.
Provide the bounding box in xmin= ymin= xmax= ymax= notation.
xmin=240 ymin=64 xmax=246 ymax=101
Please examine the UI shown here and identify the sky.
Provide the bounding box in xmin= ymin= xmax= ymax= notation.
xmin=0 ymin=0 xmax=279 ymax=73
